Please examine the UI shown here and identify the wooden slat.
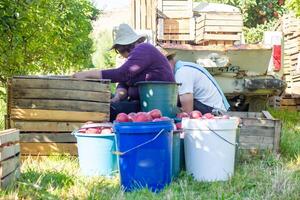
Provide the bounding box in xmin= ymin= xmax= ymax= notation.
xmin=162 ymin=10 xmax=192 ymax=18
xmin=12 ymin=88 xmax=110 ymax=103
xmin=0 ymin=144 xmax=20 ymax=161
xmin=12 ymin=99 xmax=109 ymax=112
xmin=20 ymin=143 xmax=78 ymax=156
xmin=141 ymin=0 xmax=146 ymax=29
xmin=239 ymin=136 xmax=274 ymax=145
xmin=11 ymin=121 xmax=84 ymax=132
xmin=0 ymin=156 xmax=19 ymax=178
xmin=202 ymin=33 xmax=241 ymax=41
xmin=240 ymin=126 xmax=274 ymax=137
xmin=239 ymin=143 xmax=273 ymax=150
xmin=200 ymin=26 xmax=242 ymax=33
xmin=11 ymin=78 xmax=110 ymax=92
xmin=273 ymin=121 xmax=281 ymax=153
xmin=0 ymin=167 xmax=20 ymax=188
xmin=197 ymin=19 xmax=243 ymax=27
xmin=0 ymin=129 xmax=19 ymax=146
xmin=135 ymin=0 xmax=141 ymax=29
xmin=163 ymin=1 xmax=190 ymax=6
xmin=200 ymin=13 xmax=243 ymax=21
xmin=281 ymin=98 xmax=297 ymax=106
xmin=242 ymin=119 xmax=275 ymax=128
xmin=131 ymin=0 xmax=135 ymax=28
xmin=163 ymin=5 xmax=190 ymax=11
xmin=161 ymin=34 xmax=194 ymax=41
xmin=20 ymin=133 xmax=76 ymax=143
xmin=10 ymin=109 xmax=108 ymax=122
xmin=146 ymin=0 xmax=151 ymax=29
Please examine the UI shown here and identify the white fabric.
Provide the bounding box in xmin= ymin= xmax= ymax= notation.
xmin=175 ymin=67 xmax=226 ymax=110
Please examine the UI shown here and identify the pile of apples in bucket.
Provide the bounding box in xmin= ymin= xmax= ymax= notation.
xmin=78 ymin=122 xmax=113 ymax=134
xmin=115 ymin=109 xmax=170 ymax=123
xmin=175 ymin=111 xmax=230 ymax=129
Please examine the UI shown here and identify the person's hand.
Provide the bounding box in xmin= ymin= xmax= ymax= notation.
xmin=72 ymin=70 xmax=102 ymax=79
xmin=72 ymin=72 xmax=88 ymax=79
xmin=111 ymin=95 xmax=121 ymax=103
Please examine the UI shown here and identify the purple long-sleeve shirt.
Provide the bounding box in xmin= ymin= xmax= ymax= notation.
xmin=102 ymin=43 xmax=175 ymax=100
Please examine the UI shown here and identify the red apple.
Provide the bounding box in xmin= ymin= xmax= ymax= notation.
xmin=152 ymin=118 xmax=162 ymax=122
xmin=176 ymin=112 xmax=189 ymax=119
xmin=134 ymin=112 xmax=152 ymax=122
xmin=86 ymin=127 xmax=100 ymax=134
xmin=85 ymin=121 xmax=94 ymax=124
xmin=148 ymin=109 xmax=162 ymax=119
xmin=222 ymin=115 xmax=230 ymax=119
xmin=78 ymin=128 xmax=87 ymax=133
xmin=116 ymin=113 xmax=130 ymax=122
xmin=160 ymin=116 xmax=171 ymax=121
xmin=101 ymin=128 xmax=113 ymax=134
xmin=203 ymin=113 xmax=214 ymax=119
xmin=190 ymin=110 xmax=202 ymax=119
xmin=175 ymin=122 xmax=182 ymax=129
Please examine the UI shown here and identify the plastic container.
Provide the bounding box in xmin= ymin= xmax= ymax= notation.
xmin=182 ymin=118 xmax=239 ymax=182
xmin=74 ymin=132 xmax=117 ymax=177
xmin=114 ymin=120 xmax=173 ymax=192
xmin=137 ymin=81 xmax=179 ymax=118
xmin=172 ymin=130 xmax=181 ymax=178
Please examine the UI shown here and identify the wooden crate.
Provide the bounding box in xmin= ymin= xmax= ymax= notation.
xmin=157 ymin=17 xmax=195 ymax=42
xmin=7 ymin=76 xmax=111 ymax=157
xmin=158 ymin=0 xmax=193 ymax=18
xmin=228 ymin=111 xmax=281 ymax=153
xmin=195 ymin=12 xmax=243 ymax=45
xmin=0 ymin=129 xmax=20 ymax=188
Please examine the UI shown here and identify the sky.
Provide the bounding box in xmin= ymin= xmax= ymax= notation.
xmin=92 ymin=0 xmax=130 ymax=11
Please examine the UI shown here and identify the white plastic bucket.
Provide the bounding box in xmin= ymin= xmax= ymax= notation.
xmin=182 ymin=117 xmax=239 ymax=182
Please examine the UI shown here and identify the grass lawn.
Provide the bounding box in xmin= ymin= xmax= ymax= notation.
xmin=0 ymin=109 xmax=299 ymax=199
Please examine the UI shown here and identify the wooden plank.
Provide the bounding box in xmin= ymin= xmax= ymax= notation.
xmin=239 ymin=142 xmax=273 ymax=150
xmin=135 ymin=0 xmax=141 ymax=30
xmin=0 ymin=144 xmax=20 ymax=161
xmin=157 ymin=18 xmax=164 ymax=40
xmin=11 ymin=121 xmax=84 ymax=132
xmin=240 ymin=126 xmax=275 ymax=137
xmin=141 ymin=0 xmax=146 ymax=29
xmin=20 ymin=143 xmax=78 ymax=156
xmin=201 ymin=13 xmax=243 ymax=21
xmin=146 ymin=0 xmax=151 ymax=29
xmin=11 ymin=78 xmax=110 ymax=93
xmin=262 ymin=111 xmax=274 ymax=120
xmin=162 ymin=10 xmax=192 ymax=18
xmin=0 ymin=167 xmax=20 ymax=188
xmin=163 ymin=1 xmax=190 ymax=6
xmin=20 ymin=133 xmax=76 ymax=143
xmin=12 ymin=99 xmax=109 ymax=112
xmin=0 ymin=129 xmax=19 ymax=146
xmin=197 ymin=19 xmax=243 ymax=27
xmin=10 ymin=109 xmax=109 ymax=122
xmin=199 ymin=26 xmax=242 ymax=33
xmin=161 ymin=34 xmax=194 ymax=41
xmin=12 ymin=88 xmax=110 ymax=103
xmin=239 ymin=135 xmax=274 ymax=145
xmin=131 ymin=0 xmax=135 ymax=28
xmin=281 ymin=98 xmax=297 ymax=106
xmin=163 ymin=5 xmax=190 ymax=11
xmin=0 ymin=156 xmax=19 ymax=178
xmin=202 ymin=33 xmax=241 ymax=41
xmin=273 ymin=120 xmax=281 ymax=153
xmin=152 ymin=0 xmax=157 ymax=45
xmin=242 ymin=119 xmax=275 ymax=128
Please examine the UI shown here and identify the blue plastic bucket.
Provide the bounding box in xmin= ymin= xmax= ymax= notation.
xmin=74 ymin=133 xmax=117 ymax=177
xmin=114 ymin=120 xmax=173 ymax=192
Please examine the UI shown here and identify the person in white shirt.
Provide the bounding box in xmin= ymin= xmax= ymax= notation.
xmin=165 ymin=52 xmax=230 ymax=114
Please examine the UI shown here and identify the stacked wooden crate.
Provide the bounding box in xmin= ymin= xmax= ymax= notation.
xmin=228 ymin=111 xmax=281 ymax=153
xmin=268 ymin=95 xmax=300 ymax=111
xmin=0 ymin=129 xmax=20 ymax=188
xmin=157 ymin=0 xmax=195 ymax=43
xmin=195 ymin=12 xmax=243 ymax=46
xmin=282 ymin=13 xmax=300 ymax=97
xmin=7 ymin=76 xmax=111 ymax=158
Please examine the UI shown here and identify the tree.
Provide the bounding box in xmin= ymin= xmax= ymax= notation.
xmin=0 ymin=0 xmax=99 ymax=87
xmin=287 ymin=0 xmax=300 ymax=16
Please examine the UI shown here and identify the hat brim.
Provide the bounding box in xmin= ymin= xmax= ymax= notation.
xmin=110 ymin=35 xmax=146 ymax=50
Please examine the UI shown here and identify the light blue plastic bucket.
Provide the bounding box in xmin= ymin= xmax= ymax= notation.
xmin=74 ymin=133 xmax=118 ymax=176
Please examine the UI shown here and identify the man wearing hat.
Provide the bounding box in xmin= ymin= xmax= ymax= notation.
xmin=159 ymin=47 xmax=230 ymax=114
xmin=73 ymin=24 xmax=175 ymax=121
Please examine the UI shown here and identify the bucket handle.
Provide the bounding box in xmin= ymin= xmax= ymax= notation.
xmin=112 ymin=129 xmax=165 ymax=156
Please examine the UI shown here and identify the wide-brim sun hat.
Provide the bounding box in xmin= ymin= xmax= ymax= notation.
xmin=110 ymin=23 xmax=146 ymax=50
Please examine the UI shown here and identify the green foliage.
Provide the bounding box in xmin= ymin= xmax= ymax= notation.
xmin=0 ymin=0 xmax=99 ymax=86
xmin=243 ymin=20 xmax=277 ymax=44
xmin=287 ymin=0 xmax=300 ymax=16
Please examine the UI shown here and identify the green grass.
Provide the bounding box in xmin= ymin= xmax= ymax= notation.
xmin=0 ymin=109 xmax=299 ymax=199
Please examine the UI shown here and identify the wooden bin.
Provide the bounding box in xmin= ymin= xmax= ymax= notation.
xmin=7 ymin=76 xmax=111 ymax=157
xmin=195 ymin=12 xmax=243 ymax=45
xmin=157 ymin=17 xmax=195 ymax=42
xmin=228 ymin=111 xmax=281 ymax=153
xmin=0 ymin=129 xmax=20 ymax=188
xmin=158 ymin=0 xmax=193 ymax=18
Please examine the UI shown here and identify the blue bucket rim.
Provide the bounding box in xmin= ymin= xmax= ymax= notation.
xmin=113 ymin=120 xmax=174 ymax=126
xmin=74 ymin=133 xmax=115 ymax=137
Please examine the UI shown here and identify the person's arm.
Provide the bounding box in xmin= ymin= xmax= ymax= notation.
xmin=179 ymin=93 xmax=194 ymax=113
xmin=101 ymin=44 xmax=152 ymax=83
xmin=111 ymin=83 xmax=128 ymax=103
xmin=72 ymin=69 xmax=102 ymax=79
